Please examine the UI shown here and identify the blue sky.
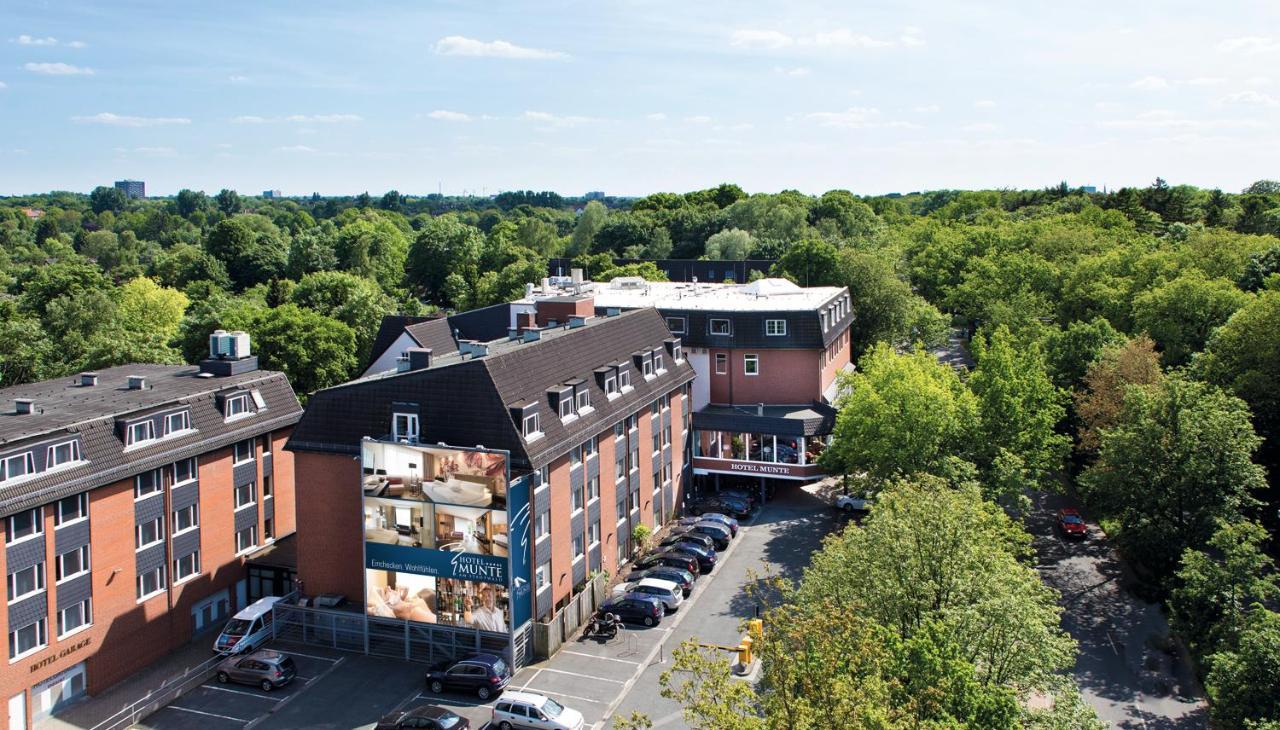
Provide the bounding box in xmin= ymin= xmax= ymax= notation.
xmin=2 ymin=0 xmax=1278 ymax=197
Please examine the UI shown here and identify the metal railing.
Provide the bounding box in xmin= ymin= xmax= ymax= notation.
xmin=86 ymin=653 xmax=227 ymax=730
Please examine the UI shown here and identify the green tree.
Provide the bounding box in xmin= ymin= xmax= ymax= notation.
xmin=1171 ymin=520 xmax=1280 ymax=657
xmin=1205 ymin=608 xmax=1280 ymax=730
xmin=242 ymin=304 xmax=356 ymax=395
xmin=703 ymin=228 xmax=753 ymax=260
xmin=1074 ymin=335 xmax=1164 ymax=454
xmin=0 ymin=317 xmax=58 ymax=386
xmin=334 ymin=218 xmax=410 ymax=292
xmin=772 ymin=238 xmax=840 ymax=287
xmin=286 ymin=221 xmax=340 ymax=279
xmin=204 ymin=216 xmax=287 ymax=289
xmin=215 ymin=188 xmax=243 ymax=216
xmin=1131 ymin=272 xmax=1251 ymax=366
xmin=822 ymin=344 xmax=978 ymax=481
xmin=406 ymin=216 xmax=484 ymax=304
xmin=290 ymin=271 xmax=396 ymax=363
xmin=151 ymin=243 xmax=231 ymax=289
xmin=836 ymin=249 xmax=947 ymax=355
xmin=1198 ymin=290 xmax=1280 ymax=452
xmin=174 ymin=189 xmax=209 ymax=218
xmin=115 ymin=277 xmax=189 ymax=341
xmin=811 ymin=190 xmax=883 ymax=242
xmin=1042 ymin=317 xmax=1126 ymax=392
xmin=1082 ymin=376 xmax=1266 ymax=577
xmin=1238 ymin=245 xmax=1280 ymax=292
xmin=567 ymin=200 xmax=607 ymax=257
xmin=89 ymin=185 xmax=127 ymax=214
xmin=593 ymin=261 xmax=668 ymax=282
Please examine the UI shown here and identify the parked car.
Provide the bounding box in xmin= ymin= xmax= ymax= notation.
xmin=1056 ymin=508 xmax=1088 ymax=539
xmin=425 ymin=653 xmax=512 ymax=700
xmin=598 ymin=594 xmax=666 ymax=627
xmin=659 ymin=530 xmax=715 ymax=551
xmin=665 ymin=542 xmax=716 ymax=572
xmin=679 ymin=521 xmax=732 ymax=549
xmin=612 ymin=578 xmax=683 ymax=611
xmin=679 ymin=513 xmax=738 ymax=537
xmin=215 ymin=650 xmax=296 ymax=692
xmin=835 ymin=491 xmax=875 ymax=514
xmin=623 ymin=566 xmax=695 ymax=597
xmin=633 ymin=550 xmax=700 ymax=575
xmin=687 ymin=495 xmax=752 ymax=518
xmin=717 ymin=488 xmax=760 ymax=507
xmin=375 ymin=704 xmax=470 ymax=730
xmin=493 ymin=691 xmax=585 ymax=730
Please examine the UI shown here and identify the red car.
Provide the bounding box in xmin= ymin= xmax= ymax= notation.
xmin=1056 ymin=508 xmax=1088 ymax=539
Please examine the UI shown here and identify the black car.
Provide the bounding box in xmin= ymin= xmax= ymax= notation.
xmin=687 ymin=495 xmax=751 ymax=519
xmin=718 ymin=488 xmax=760 ymax=508
xmin=598 ymin=594 xmax=665 ymax=627
xmin=624 ymin=566 xmax=695 ymax=597
xmin=425 ymin=653 xmax=512 ymax=700
xmin=659 ymin=530 xmax=715 ymax=551
xmin=666 ymin=542 xmax=716 ymax=572
xmin=634 ymin=550 xmax=700 ymax=575
xmin=680 ymin=522 xmax=732 ymax=550
xmin=679 ymin=513 xmax=738 ymax=537
xmin=375 ymin=704 xmax=470 ymax=730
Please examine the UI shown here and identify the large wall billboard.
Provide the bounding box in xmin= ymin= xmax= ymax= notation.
xmin=361 ymin=440 xmax=516 ymax=634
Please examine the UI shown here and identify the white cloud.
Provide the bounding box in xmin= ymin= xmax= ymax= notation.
xmin=215 ymin=143 xmax=233 ymax=149
xmin=914 ymin=104 xmax=941 ymax=113
xmin=522 ymin=110 xmax=597 ymax=128
xmin=730 ymin=30 xmax=794 ymax=50
xmin=645 ymin=113 xmax=667 ymax=121
xmin=277 ymin=145 xmax=317 ymax=153
xmin=427 ymin=110 xmax=472 ymax=122
xmin=71 ymin=112 xmax=191 ymax=127
xmin=1185 ymin=77 xmax=1227 ymax=86
xmin=731 ymin=27 xmax=920 ymax=51
xmin=899 ymin=28 xmax=926 ymax=47
xmin=25 ymin=62 xmax=93 ymax=75
xmin=973 ymin=99 xmax=997 ymax=108
xmin=1130 ymin=75 xmax=1170 ymax=90
xmin=1220 ymin=90 xmax=1280 ymax=107
xmin=1217 ymin=36 xmax=1280 ymax=54
xmin=684 ymin=115 xmax=712 ymax=124
xmin=773 ymin=66 xmax=811 ymax=77
xmin=1098 ymin=109 xmax=1265 ymax=131
xmin=712 ymin=123 xmax=754 ymax=132
xmin=810 ymin=29 xmax=892 ymax=49
xmin=433 ymin=36 xmax=568 ymax=60
xmin=805 ymin=107 xmax=883 ymax=128
xmin=15 ymin=35 xmax=57 ymax=46
xmin=231 ymin=115 xmax=266 ymax=124
xmin=284 ymin=113 xmax=361 ymax=123
xmin=66 ymin=40 xmax=86 ymax=49
xmin=1245 ymin=76 xmax=1273 ymax=86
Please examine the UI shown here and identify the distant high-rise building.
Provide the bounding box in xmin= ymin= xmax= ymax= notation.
xmin=262 ymin=189 xmax=283 ymax=199
xmin=113 ymin=180 xmax=145 ymax=199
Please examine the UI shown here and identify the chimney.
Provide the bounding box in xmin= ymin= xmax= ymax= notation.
xmin=517 ymin=311 xmax=536 ymax=332
xmin=127 ymin=375 xmax=147 ymax=390
xmin=540 ymin=277 xmax=551 ymax=295
xmin=571 ymin=268 xmax=584 ymax=285
xmin=524 ymin=283 xmax=535 ymax=298
xmin=568 ymin=315 xmax=587 ymax=329
xmin=406 ymin=347 xmax=433 ymax=371
xmin=79 ymin=372 xmax=99 ymax=387
xmin=14 ymin=398 xmax=34 ymax=415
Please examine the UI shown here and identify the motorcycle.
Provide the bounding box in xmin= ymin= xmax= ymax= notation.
xmin=584 ymin=612 xmax=620 ymax=640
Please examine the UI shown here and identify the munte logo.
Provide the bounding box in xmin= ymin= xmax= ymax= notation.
xmin=450 ymin=551 xmax=504 ymax=581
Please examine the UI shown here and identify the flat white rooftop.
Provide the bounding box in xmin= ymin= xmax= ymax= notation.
xmin=515 ymin=277 xmax=846 ymax=313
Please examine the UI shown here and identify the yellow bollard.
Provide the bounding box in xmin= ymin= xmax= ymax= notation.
xmin=737 ymin=635 xmax=753 ymax=665
xmin=747 ymin=618 xmax=763 ymax=641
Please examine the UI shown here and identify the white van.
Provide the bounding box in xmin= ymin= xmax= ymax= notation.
xmin=213 ymin=596 xmax=282 ymax=654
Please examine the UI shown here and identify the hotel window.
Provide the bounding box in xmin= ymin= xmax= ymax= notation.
xmin=576 ymin=388 xmax=591 ymax=412
xmin=653 ymin=354 xmax=664 ymax=373
xmin=630 ymin=446 xmax=639 ymax=472
xmin=536 ymin=466 xmax=549 ymax=488
xmin=630 ymin=490 xmax=640 ymax=512
xmin=663 ymin=425 xmax=672 ymax=447
xmin=173 ymin=550 xmax=201 ymax=583
xmin=174 ymin=456 xmax=197 ymax=486
xmin=616 ymin=494 xmax=627 ymax=523
xmin=58 ymin=598 xmax=91 ymax=638
xmin=173 ymin=504 xmax=199 ymax=534
xmin=535 ymin=511 xmax=549 ymax=540
xmin=615 ymin=456 xmax=625 ymax=481
xmin=665 ymin=316 xmax=686 ymax=334
xmin=224 ymin=393 xmax=251 ymax=420
xmin=392 ymin=413 xmax=419 ymax=442
xmin=744 ymin=354 xmax=760 ymax=376
xmin=7 ymin=563 xmax=45 ymax=603
xmin=604 ymin=374 xmax=618 ymax=397
xmin=715 ymin=353 xmax=728 ymax=375
xmin=618 ymin=368 xmax=632 ymax=391
xmin=614 ymin=422 xmax=625 ymax=439
xmin=583 ymin=436 xmax=597 ymax=459
xmin=672 ymin=342 xmax=682 ymax=362
xmin=264 ymin=518 xmax=274 ymax=541
xmin=134 ymin=469 xmax=163 ymax=500
xmin=234 ymin=483 xmax=256 ymax=510
xmin=126 ymin=420 xmax=155 ymax=447
xmin=627 ymin=414 xmax=638 ymax=431
xmin=46 ymin=440 xmax=81 ymax=469
xmin=9 ymin=618 xmax=46 ymax=660
xmin=652 ymin=469 xmax=661 ymax=492
xmin=709 ymin=318 xmax=731 ymax=335
xmin=559 ymin=392 xmax=575 ymax=419
xmin=55 ymin=545 xmax=90 ymax=583
xmin=0 ymin=451 xmax=35 ymax=483
xmin=136 ymin=517 xmax=164 ymax=550
xmin=54 ymin=494 xmax=87 ymax=527
xmin=263 ymin=474 xmax=272 ymax=498
xmin=536 ymin=563 xmax=549 ymax=590
xmin=572 ymin=482 xmax=584 ymax=513
xmin=523 ymin=412 xmax=542 ymax=440
xmin=137 ymin=566 xmax=165 ymax=600
xmin=587 ymin=476 xmax=599 ymax=502
xmin=5 ymin=507 xmax=42 ymax=544
xmin=573 ymin=535 xmax=585 ymax=560
xmin=660 ymin=394 xmax=670 ymax=411
xmin=652 ymin=432 xmax=659 ymax=452
xmin=588 ymin=520 xmax=600 ymax=547
xmin=570 ymin=445 xmax=583 ymax=468
xmin=765 ymin=319 xmax=787 ymax=336
xmin=233 ymin=439 xmax=254 ymax=464
xmin=642 ymin=357 xmax=654 ymax=378
xmin=163 ymin=410 xmax=191 ymax=435
xmin=235 ymin=525 xmax=257 ymax=554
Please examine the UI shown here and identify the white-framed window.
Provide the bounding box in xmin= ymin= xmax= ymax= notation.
xmin=614 ymin=422 xmax=625 ymax=439
xmin=535 ymin=466 xmax=550 ymax=489
xmin=126 ymin=420 xmax=155 ymax=447
xmin=523 ymin=412 xmax=542 ymax=440
xmin=234 ymin=483 xmax=256 ymax=510
xmin=134 ymin=469 xmax=163 ymax=500
xmin=663 ymin=425 xmax=672 ymax=446
xmin=392 ymin=413 xmax=419 ymax=442
xmin=55 ymin=545 xmax=90 ymax=583
xmin=535 ymin=511 xmax=549 ymax=541
xmin=765 ymin=319 xmax=787 ymax=336
xmin=572 ymin=535 xmax=585 ymax=560
xmin=587 ymin=476 xmax=599 ymax=502
xmin=136 ymin=517 xmax=164 ymax=550
xmin=642 ymin=357 xmax=654 ymax=378
xmin=0 ymin=451 xmax=35 ymax=483
xmin=57 ymin=598 xmax=92 ymax=638
xmin=235 ymin=525 xmax=257 ymax=554
xmin=588 ymin=520 xmax=600 ymax=547
xmin=163 ymin=410 xmax=191 ymax=435
xmin=572 ymin=482 xmax=584 ymax=513
xmin=173 ymin=457 xmax=197 ymax=486
xmin=7 ymin=563 xmax=45 ymax=603
xmin=744 ymin=354 xmax=760 ymax=376
xmin=616 ymin=495 xmax=627 ymax=524
xmin=630 ymin=446 xmax=639 ymax=472
xmin=583 ymin=436 xmax=597 ymax=459
xmin=137 ymin=566 xmax=165 ymax=601
xmin=660 ymin=394 xmax=670 ymax=411
xmin=46 ymin=440 xmax=81 ymax=469
xmin=570 ymin=445 xmax=583 ymax=468
xmin=232 ymin=439 xmax=254 ymax=464
xmin=535 ymin=563 xmax=549 ymax=590
xmin=604 ymin=374 xmax=618 ymax=397
xmin=54 ymin=494 xmax=87 ymax=527
xmin=627 ymin=414 xmax=638 ymax=431
xmin=715 ymin=353 xmax=728 ymax=375
xmin=5 ymin=507 xmax=42 ymax=544
xmin=709 ymin=318 xmax=731 ymax=335
xmin=224 ymin=393 xmax=251 ymax=420
xmin=653 ymin=354 xmax=664 ymax=372
xmin=173 ymin=551 xmax=200 ymax=584
xmin=630 ymin=490 xmax=640 ymax=511
xmin=665 ymin=316 xmax=686 ymax=334
xmin=9 ymin=618 xmax=47 ymax=661
xmin=672 ymin=342 xmax=682 ymax=362
xmin=615 ymin=456 xmax=625 ymax=481
xmin=172 ymin=504 xmax=199 ymax=535
xmin=618 ymin=368 xmax=632 ymax=391
xmin=576 ymin=388 xmax=591 ymax=412
xmin=559 ymin=395 xmax=575 ymax=419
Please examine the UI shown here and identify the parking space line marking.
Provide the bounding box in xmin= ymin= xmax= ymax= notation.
xmin=244 ymin=656 xmax=345 ymax=730
xmin=560 ymin=650 xmax=640 ymax=665
xmin=520 ymin=686 xmax=609 ymax=705
xmin=165 ymin=705 xmax=251 ymax=722
xmin=535 ymin=667 xmax=625 ymax=684
xmin=516 ymin=668 xmax=544 ymax=692
xmin=276 ymin=649 xmax=341 ymax=662
xmin=200 ymin=683 xmax=275 ymax=698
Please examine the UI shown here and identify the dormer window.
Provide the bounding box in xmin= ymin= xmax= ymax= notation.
xmin=765 ymin=319 xmax=787 ymax=336
xmin=0 ymin=452 xmax=35 ymax=483
xmin=642 ymin=356 xmax=655 ymax=378
xmin=559 ymin=396 xmax=575 ymax=419
xmin=653 ymin=353 xmax=664 ymax=373
xmin=665 ymin=338 xmax=682 ymax=363
xmin=618 ymin=367 xmax=632 ymax=392
xmin=164 ymin=410 xmax=191 ymax=436
xmin=665 ymin=316 xmax=686 ymax=334
xmin=224 ymin=393 xmax=252 ymax=421
xmin=709 ymin=318 xmax=731 ymax=336
xmin=523 ymin=411 xmax=542 ymax=440
xmin=392 ymin=413 xmax=419 ymax=442
xmin=576 ymin=388 xmax=591 ymax=412
xmin=605 ymin=374 xmax=618 ymax=397
xmin=46 ymin=440 xmax=81 ymax=469
xmin=127 ymin=420 xmax=155 ymax=447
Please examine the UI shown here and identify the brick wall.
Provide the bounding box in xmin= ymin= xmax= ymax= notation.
xmin=293 ymin=451 xmax=363 ymax=601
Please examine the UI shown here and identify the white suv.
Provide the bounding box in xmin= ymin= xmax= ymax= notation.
xmin=612 ymin=577 xmax=683 ymax=611
xmin=492 ymin=691 xmax=584 ymax=730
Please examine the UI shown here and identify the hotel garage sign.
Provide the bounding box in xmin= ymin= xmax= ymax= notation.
xmin=691 ymin=457 xmax=822 ymax=480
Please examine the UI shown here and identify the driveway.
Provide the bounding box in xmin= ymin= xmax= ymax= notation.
xmin=1028 ymin=490 xmax=1208 ymax=729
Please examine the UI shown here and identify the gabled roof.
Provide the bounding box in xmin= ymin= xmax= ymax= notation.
xmin=366 ymin=315 xmax=436 ymax=371
xmin=364 ymin=304 xmax=514 ymax=374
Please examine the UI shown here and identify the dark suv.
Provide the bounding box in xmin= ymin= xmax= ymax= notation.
xmin=598 ymin=594 xmax=665 ymax=627
xmin=678 ymin=522 xmax=731 ymax=550
xmin=624 ymin=566 xmax=695 ymax=597
xmin=425 ymin=653 xmax=512 ymax=700
xmin=678 ymin=513 xmax=738 ymax=537
xmin=659 ymin=530 xmax=715 ymax=551
xmin=375 ymin=704 xmax=470 ymax=730
xmin=633 ymin=550 xmax=699 ymax=575
xmin=215 ymin=650 xmax=296 ymax=692
xmin=665 ymin=542 xmax=716 ymax=572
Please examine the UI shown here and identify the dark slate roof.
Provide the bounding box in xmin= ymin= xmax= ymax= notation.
xmin=246 ymin=531 xmax=298 ymax=569
xmin=0 ymin=364 xmax=302 ymax=517
xmin=287 ymin=308 xmax=695 ymax=470
xmin=691 ymin=402 xmax=837 ymax=437
xmin=404 ymin=317 xmax=459 ymax=357
xmin=366 ymin=315 xmax=436 ymax=371
xmin=443 ymin=303 xmax=511 ymax=343
xmin=365 ymin=304 xmax=514 ymax=373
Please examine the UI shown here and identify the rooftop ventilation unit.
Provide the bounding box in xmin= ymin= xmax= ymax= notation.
xmin=568 ymin=316 xmax=587 ymax=329
xmin=605 ymin=307 xmax=621 ymax=317
xmin=522 ymin=329 xmax=542 ymax=343
xmin=14 ymin=398 xmax=34 ymax=415
xmin=127 ymin=375 xmax=147 ymax=390
xmin=79 ymin=372 xmax=98 ymax=387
